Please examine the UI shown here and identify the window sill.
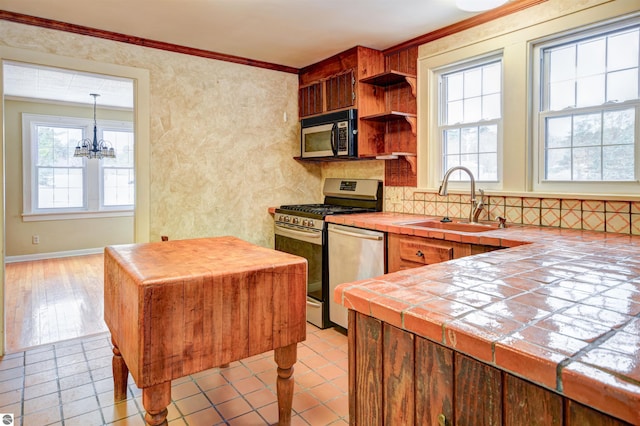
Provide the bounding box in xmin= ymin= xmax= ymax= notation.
xmin=22 ymin=210 xmax=134 ymax=222
xmin=417 ymin=187 xmax=640 ymax=202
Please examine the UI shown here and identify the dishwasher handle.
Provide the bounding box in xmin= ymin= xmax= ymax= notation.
xmin=328 ymin=227 xmax=383 ymax=241
xmin=306 ymin=298 xmax=322 ymax=308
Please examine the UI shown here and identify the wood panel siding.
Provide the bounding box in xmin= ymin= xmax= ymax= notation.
xmin=349 ymin=310 xmax=632 ymax=426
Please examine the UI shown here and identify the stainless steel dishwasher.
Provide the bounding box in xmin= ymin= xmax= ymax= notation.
xmin=328 ymin=223 xmax=385 ymax=329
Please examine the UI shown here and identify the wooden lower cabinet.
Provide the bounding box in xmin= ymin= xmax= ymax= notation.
xmin=504 ymin=373 xmax=562 ymax=425
xmin=348 ymin=311 xmax=632 ymax=426
xmin=455 ymin=352 xmax=503 ymax=425
xmin=415 ymin=334 xmax=453 ymax=425
xmin=387 ymin=233 xmax=501 ymax=273
xmin=351 ymin=311 xmax=383 ymax=425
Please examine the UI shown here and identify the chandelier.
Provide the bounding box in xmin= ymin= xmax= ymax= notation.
xmin=74 ymin=93 xmax=116 ymax=159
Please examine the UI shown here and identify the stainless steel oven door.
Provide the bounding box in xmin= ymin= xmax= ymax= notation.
xmin=274 ymin=223 xmax=325 ymax=328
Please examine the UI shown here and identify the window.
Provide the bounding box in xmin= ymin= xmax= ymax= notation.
xmin=101 ymin=130 xmax=135 ymax=207
xmin=438 ymin=56 xmax=502 ymax=183
xmin=534 ymin=20 xmax=640 ymax=192
xmin=419 ymin=2 xmax=639 ymax=197
xmin=23 ymin=114 xmax=134 ymax=220
xmin=34 ymin=124 xmax=84 ymax=209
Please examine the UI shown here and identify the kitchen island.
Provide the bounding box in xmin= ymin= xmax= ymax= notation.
xmin=330 ymin=212 xmax=639 ymax=425
xmin=104 ymin=236 xmax=307 ymax=426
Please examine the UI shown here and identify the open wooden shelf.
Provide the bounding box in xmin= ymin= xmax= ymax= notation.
xmin=360 ymin=70 xmax=417 ymax=96
xmin=293 ymin=156 xmax=379 ymax=163
xmin=374 ymin=152 xmax=417 ymax=173
xmin=360 ymin=111 xmax=417 ymax=135
xmin=360 ymin=70 xmax=415 ymax=86
xmin=360 ymin=111 xmax=416 ymax=121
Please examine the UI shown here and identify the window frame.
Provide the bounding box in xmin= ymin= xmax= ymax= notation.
xmin=22 ymin=113 xmax=134 ymax=221
xmin=531 ymin=17 xmax=640 ymax=195
xmin=98 ymin=127 xmax=136 ymax=210
xmin=432 ymin=52 xmax=505 ymax=191
xmin=418 ymin=4 xmax=640 ymax=200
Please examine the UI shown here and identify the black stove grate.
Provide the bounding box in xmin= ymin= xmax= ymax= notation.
xmin=277 ymin=204 xmax=375 ymax=218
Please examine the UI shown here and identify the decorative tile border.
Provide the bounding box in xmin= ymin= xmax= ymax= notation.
xmin=384 ymin=187 xmax=640 ymax=235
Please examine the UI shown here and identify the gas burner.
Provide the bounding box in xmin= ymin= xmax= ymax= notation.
xmin=278 ymin=204 xmax=374 ymax=218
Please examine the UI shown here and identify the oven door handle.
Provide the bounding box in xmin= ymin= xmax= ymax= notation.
xmin=306 ymin=298 xmax=322 ymax=308
xmin=328 ymin=227 xmax=384 ymax=241
xmin=275 ymin=224 xmax=322 ymax=239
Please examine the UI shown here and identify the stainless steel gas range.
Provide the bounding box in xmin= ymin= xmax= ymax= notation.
xmin=274 ymin=178 xmax=383 ymax=329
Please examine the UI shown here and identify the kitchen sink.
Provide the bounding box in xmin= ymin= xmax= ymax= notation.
xmin=396 ymin=219 xmax=499 ymax=232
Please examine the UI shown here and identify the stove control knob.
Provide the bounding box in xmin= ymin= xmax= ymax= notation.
xmin=284 ymin=216 xmax=290 ymax=223
xmin=292 ymin=217 xmax=299 ymax=225
xmin=308 ymin=220 xmax=314 ymax=227
xmin=302 ymin=220 xmax=308 ymax=227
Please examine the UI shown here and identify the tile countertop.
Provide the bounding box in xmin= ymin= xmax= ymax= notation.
xmin=328 ymin=212 xmax=640 ymax=425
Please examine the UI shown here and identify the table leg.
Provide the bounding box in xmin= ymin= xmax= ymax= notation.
xmin=274 ymin=343 xmax=297 ymax=426
xmin=142 ymin=382 xmax=171 ymax=426
xmin=111 ymin=337 xmax=129 ymax=401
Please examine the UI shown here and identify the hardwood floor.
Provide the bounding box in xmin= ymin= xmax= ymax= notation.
xmin=4 ymin=254 xmax=107 ymax=353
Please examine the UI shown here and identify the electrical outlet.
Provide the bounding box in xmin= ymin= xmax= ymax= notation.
xmin=32 ymin=235 xmax=40 ymax=244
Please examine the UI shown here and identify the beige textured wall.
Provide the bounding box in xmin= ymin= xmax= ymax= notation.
xmin=0 ymin=20 xmax=324 ymax=251
xmin=321 ymin=160 xmax=384 ymax=182
xmin=4 ymin=99 xmax=135 ymax=256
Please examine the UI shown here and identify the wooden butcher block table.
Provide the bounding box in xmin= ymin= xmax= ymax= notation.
xmin=104 ymin=236 xmax=307 ymax=426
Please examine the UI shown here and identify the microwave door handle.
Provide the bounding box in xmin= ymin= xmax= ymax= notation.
xmin=331 ymin=122 xmax=338 ymax=156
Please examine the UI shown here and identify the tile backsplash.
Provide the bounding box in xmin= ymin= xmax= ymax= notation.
xmin=384 ymin=187 xmax=640 ymax=235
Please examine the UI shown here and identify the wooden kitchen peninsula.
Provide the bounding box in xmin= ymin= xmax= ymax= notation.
xmin=331 ymin=213 xmax=640 ymax=425
xmin=104 ymin=236 xmax=307 ymax=426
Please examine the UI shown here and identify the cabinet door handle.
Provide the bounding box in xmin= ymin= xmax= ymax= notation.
xmin=416 ymin=250 xmax=424 ymax=258
xmin=329 ymin=227 xmax=384 ymax=241
xmin=437 ymin=413 xmax=447 ymax=426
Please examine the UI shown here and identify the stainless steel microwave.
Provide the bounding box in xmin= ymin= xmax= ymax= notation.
xmin=300 ymin=109 xmax=357 ymax=159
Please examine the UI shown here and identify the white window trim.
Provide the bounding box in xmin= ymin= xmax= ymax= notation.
xmin=22 ymin=210 xmax=134 ymax=222
xmin=531 ymin=17 xmax=640 ymax=195
xmin=22 ymin=113 xmax=134 ymax=221
xmin=428 ymin=51 xmax=505 ymax=192
xmin=97 ymin=125 xmax=136 ymax=211
xmin=417 ymin=2 xmax=640 ymax=200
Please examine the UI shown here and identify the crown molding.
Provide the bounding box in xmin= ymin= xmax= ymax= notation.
xmin=0 ymin=10 xmax=299 ymax=74
xmin=384 ymin=0 xmax=548 ymax=54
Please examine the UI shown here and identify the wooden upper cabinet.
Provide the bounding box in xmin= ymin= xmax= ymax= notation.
xmin=298 ymin=46 xmax=384 ymax=119
xmin=298 ymin=82 xmax=323 ymax=118
xmin=297 ymin=45 xmax=420 ymax=163
xmin=325 ymin=70 xmax=355 ymax=112
xmin=298 ymin=70 xmax=355 ymax=117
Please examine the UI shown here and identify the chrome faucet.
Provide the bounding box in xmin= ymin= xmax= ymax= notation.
xmin=438 ymin=166 xmax=485 ymax=223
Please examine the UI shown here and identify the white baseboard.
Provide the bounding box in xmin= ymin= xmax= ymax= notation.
xmin=5 ymin=247 xmax=104 ymax=263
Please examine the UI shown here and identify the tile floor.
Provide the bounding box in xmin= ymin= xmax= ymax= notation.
xmin=0 ymin=325 xmax=349 ymax=426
